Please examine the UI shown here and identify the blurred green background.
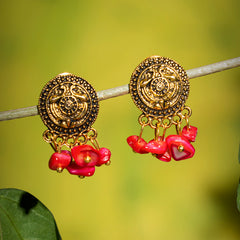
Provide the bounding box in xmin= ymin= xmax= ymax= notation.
xmin=0 ymin=0 xmax=240 ymax=239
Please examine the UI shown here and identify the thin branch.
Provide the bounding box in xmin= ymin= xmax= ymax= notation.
xmin=0 ymin=57 xmax=240 ymax=121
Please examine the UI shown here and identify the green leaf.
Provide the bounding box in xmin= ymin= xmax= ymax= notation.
xmin=0 ymin=188 xmax=61 ymax=240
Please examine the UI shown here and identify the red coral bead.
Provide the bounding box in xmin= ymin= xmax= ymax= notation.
xmin=71 ymin=145 xmax=100 ymax=167
xmin=66 ymin=161 xmax=95 ymax=177
xmin=166 ymin=135 xmax=195 ymax=161
xmin=145 ymin=139 xmax=168 ymax=154
xmin=96 ymin=148 xmax=111 ymax=166
xmin=49 ymin=150 xmax=72 ymax=172
xmin=155 ymin=150 xmax=171 ymax=162
xmin=182 ymin=125 xmax=198 ymax=142
xmin=127 ymin=135 xmax=148 ymax=154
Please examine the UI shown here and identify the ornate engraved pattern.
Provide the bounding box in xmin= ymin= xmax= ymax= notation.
xmin=38 ymin=73 xmax=99 ymax=136
xmin=129 ymin=56 xmax=189 ymax=117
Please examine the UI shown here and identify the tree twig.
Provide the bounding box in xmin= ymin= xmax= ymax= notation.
xmin=0 ymin=57 xmax=240 ymax=121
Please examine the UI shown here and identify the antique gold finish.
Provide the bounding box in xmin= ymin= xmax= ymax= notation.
xmin=42 ymin=127 xmax=99 ymax=152
xmin=131 ymin=56 xmax=192 ymax=137
xmin=137 ymin=105 xmax=191 ymax=133
xmin=130 ymin=56 xmax=189 ymax=118
xmin=178 ymin=145 xmax=184 ymax=152
xmin=56 ymin=167 xmax=63 ymax=173
xmin=128 ymin=56 xmax=196 ymax=161
xmin=39 ymin=73 xmax=99 ymax=152
xmin=105 ymin=160 xmax=111 ymax=166
xmin=38 ymin=73 xmax=99 ymax=136
xmin=84 ymin=156 xmax=91 ymax=163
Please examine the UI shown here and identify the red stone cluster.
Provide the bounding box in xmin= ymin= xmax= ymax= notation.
xmin=48 ymin=145 xmax=111 ymax=178
xmin=127 ymin=125 xmax=197 ymax=161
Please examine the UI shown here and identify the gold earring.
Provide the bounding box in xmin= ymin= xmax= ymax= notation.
xmin=127 ymin=56 xmax=197 ymax=162
xmin=38 ymin=73 xmax=111 ymax=178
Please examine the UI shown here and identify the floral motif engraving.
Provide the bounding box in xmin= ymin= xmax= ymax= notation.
xmin=38 ymin=73 xmax=99 ymax=136
xmin=47 ymin=83 xmax=89 ymax=128
xmin=130 ymin=56 xmax=189 ymax=117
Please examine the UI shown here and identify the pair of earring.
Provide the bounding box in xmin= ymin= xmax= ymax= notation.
xmin=38 ymin=56 xmax=198 ymax=178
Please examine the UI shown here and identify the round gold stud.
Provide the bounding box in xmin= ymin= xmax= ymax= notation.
xmin=78 ymin=175 xmax=85 ymax=179
xmin=84 ymin=155 xmax=91 ymax=163
xmin=178 ymin=145 xmax=184 ymax=152
xmin=129 ymin=56 xmax=189 ymax=118
xmin=105 ymin=160 xmax=111 ymax=166
xmin=56 ymin=167 xmax=63 ymax=173
xmin=38 ymin=73 xmax=99 ymax=137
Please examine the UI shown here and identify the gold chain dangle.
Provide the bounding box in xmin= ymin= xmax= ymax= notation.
xmin=38 ymin=73 xmax=111 ymax=178
xmin=127 ymin=56 xmax=198 ymax=162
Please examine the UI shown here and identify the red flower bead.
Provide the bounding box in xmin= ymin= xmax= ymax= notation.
xmin=182 ymin=125 xmax=198 ymax=142
xmin=66 ymin=161 xmax=95 ymax=177
xmin=166 ymin=135 xmax=195 ymax=161
xmin=96 ymin=148 xmax=111 ymax=166
xmin=71 ymin=145 xmax=100 ymax=167
xmin=145 ymin=138 xmax=168 ymax=154
xmin=127 ymin=135 xmax=148 ymax=154
xmin=155 ymin=150 xmax=171 ymax=162
xmin=49 ymin=150 xmax=71 ymax=172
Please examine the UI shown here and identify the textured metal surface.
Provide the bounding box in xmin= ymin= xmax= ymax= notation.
xmin=38 ymin=73 xmax=99 ymax=136
xmin=129 ymin=56 xmax=189 ymax=117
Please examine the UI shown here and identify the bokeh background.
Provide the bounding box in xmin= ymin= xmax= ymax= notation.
xmin=0 ymin=0 xmax=240 ymax=239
